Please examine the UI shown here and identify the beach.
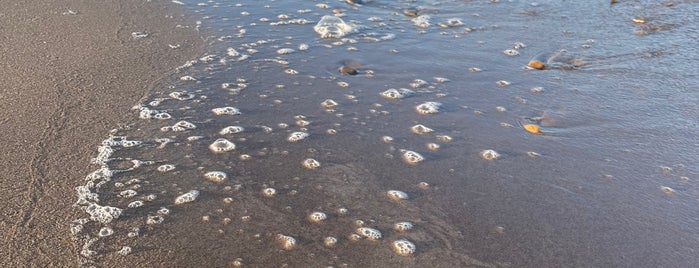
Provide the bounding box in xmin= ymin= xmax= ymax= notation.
xmin=0 ymin=1 xmax=203 ymax=266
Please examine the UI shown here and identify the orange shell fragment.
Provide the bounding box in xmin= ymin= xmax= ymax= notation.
xmin=523 ymin=124 xmax=541 ymax=134
xmin=527 ymin=60 xmax=545 ymax=70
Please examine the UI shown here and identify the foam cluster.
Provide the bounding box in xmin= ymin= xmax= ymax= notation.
xmin=313 ymin=15 xmax=355 ymax=38
xmin=415 ymin=102 xmax=442 ymax=115
xmin=323 ymin=236 xmax=338 ymax=247
xmin=262 ymin=187 xmax=277 ymax=198
xmin=480 ymin=149 xmax=500 ymax=160
xmin=219 ymin=126 xmax=245 ymax=135
xmin=209 ymin=138 xmax=236 ymax=153
xmin=162 ymin=120 xmax=197 ymax=132
xmin=204 ymin=171 xmax=227 ymax=183
xmin=212 ymin=106 xmax=242 ymax=116
xmin=355 ymin=227 xmax=382 ymax=240
xmin=302 ymin=158 xmax=321 ymax=170
xmin=386 ymin=190 xmax=409 ymax=201
xmin=410 ymin=124 xmax=434 ymax=135
xmin=391 ymin=239 xmax=416 ymax=256
xmin=276 ymin=234 xmax=297 ymax=250
xmin=401 ymin=150 xmax=424 ymax=165
xmin=287 ymin=131 xmax=309 ymax=142
xmin=320 ymin=99 xmax=339 ymax=109
xmin=174 ymin=190 xmax=200 ymax=205
xmin=85 ymin=204 xmax=122 ymax=224
xmin=393 ymin=222 xmax=414 ymax=232
xmin=379 ymin=88 xmax=415 ymax=99
xmin=308 ymin=212 xmax=328 ymax=223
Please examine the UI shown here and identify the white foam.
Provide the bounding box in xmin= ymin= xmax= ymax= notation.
xmin=174 ymin=190 xmax=200 ymax=205
xmin=314 ymin=15 xmax=355 ymax=38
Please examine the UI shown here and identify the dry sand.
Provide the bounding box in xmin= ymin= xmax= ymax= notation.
xmin=0 ymin=1 xmax=203 ymax=266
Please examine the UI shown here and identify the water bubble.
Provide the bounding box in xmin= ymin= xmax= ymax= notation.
xmin=324 ymin=236 xmax=338 ymax=247
xmin=276 ymin=48 xmax=295 ymax=55
xmin=212 ymin=107 xmax=241 ymax=116
xmin=174 ymin=190 xmax=200 ymax=205
xmin=382 ymin=136 xmax=394 ymax=143
xmin=276 ymin=234 xmax=297 ymax=250
xmin=157 ymin=164 xmax=176 ymax=173
xmin=415 ymin=102 xmax=442 ymax=115
xmin=219 ymin=126 xmax=245 ymax=135
xmin=503 ymin=49 xmax=520 ymax=56
xmin=321 ymin=99 xmax=339 ymax=109
xmin=356 ymin=227 xmax=382 ymax=240
xmin=302 ymin=158 xmax=321 ymax=170
xmin=116 ymin=246 xmax=132 ymax=256
xmin=480 ymin=149 xmax=500 ymax=160
xmin=314 ymin=15 xmax=355 ymax=38
xmin=660 ymin=186 xmax=675 ymax=194
xmin=436 ymin=135 xmax=453 ymax=143
xmin=98 ymin=227 xmax=114 ymax=237
xmin=410 ymin=124 xmax=434 ymax=135
xmin=426 ymin=143 xmax=440 ymax=151
xmin=209 ymin=138 xmax=236 ymax=153
xmin=308 ymin=212 xmax=328 ymax=223
xmin=386 ymin=190 xmax=409 ymax=201
xmin=496 ymin=80 xmax=511 ymax=87
xmin=204 ymin=171 xmax=228 ymax=183
xmin=380 ymin=88 xmax=415 ymax=100
xmin=401 ymin=150 xmax=425 ymax=165
xmin=392 ymin=239 xmax=416 ymax=256
xmin=393 ymin=222 xmax=414 ymax=232
xmin=287 ymin=131 xmax=310 ymax=142
xmin=262 ymin=188 xmax=277 ymax=198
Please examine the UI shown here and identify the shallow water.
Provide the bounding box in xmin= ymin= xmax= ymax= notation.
xmin=73 ymin=0 xmax=698 ymax=267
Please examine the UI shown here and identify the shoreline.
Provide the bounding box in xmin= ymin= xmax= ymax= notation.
xmin=0 ymin=1 xmax=204 ymax=266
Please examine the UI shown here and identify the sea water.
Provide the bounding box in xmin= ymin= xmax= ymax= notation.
xmin=72 ymin=0 xmax=699 ymax=267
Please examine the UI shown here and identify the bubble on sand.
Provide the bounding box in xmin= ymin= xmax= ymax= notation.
xmin=287 ymin=131 xmax=309 ymax=142
xmin=436 ymin=135 xmax=453 ymax=143
xmin=204 ymin=171 xmax=227 ymax=183
xmin=337 ymin=207 xmax=349 ymax=216
xmin=401 ymin=150 xmax=424 ymax=165
xmin=118 ymin=189 xmax=137 ymax=198
xmin=480 ymin=149 xmax=500 ymax=160
xmin=85 ymin=204 xmax=122 ymax=224
xmin=276 ymin=48 xmax=295 ymax=55
xmin=262 ymin=187 xmax=277 ymax=198
xmin=410 ymin=124 xmax=434 ymax=135
xmin=356 ymin=227 xmax=382 ymax=240
xmin=314 ymin=15 xmax=355 ymax=38
xmin=163 ymin=120 xmax=197 ymax=132
xmin=393 ymin=222 xmax=414 ymax=232
xmin=212 ymin=107 xmax=242 ymax=116
xmin=411 ymin=15 xmax=431 ymax=28
xmin=496 ymin=80 xmax=511 ymax=87
xmin=527 ymin=151 xmax=541 ymax=158
xmin=320 ymin=99 xmax=339 ymax=109
xmin=302 ymin=158 xmax=321 ymax=170
xmin=209 ymin=138 xmax=236 ymax=153
xmin=415 ymin=102 xmax=442 ymax=115
xmin=323 ymin=236 xmax=338 ymax=247
xmin=392 ymin=239 xmax=416 ymax=256
xmin=276 ymin=234 xmax=297 ymax=250
xmin=382 ymin=136 xmax=394 ymax=143
xmin=660 ymin=186 xmax=675 ymax=194
xmin=380 ymin=88 xmax=415 ymax=99
xmin=418 ymin=182 xmax=430 ymax=190
xmin=179 ymin=75 xmax=196 ymax=81
xmin=386 ymin=190 xmax=409 ymax=201
xmin=426 ymin=143 xmax=440 ymax=151
xmin=169 ymin=91 xmax=195 ymax=101
xmin=308 ymin=212 xmax=328 ymax=223
xmin=128 ymin=201 xmax=144 ymax=208
xmin=503 ymin=49 xmax=519 ymax=56
xmin=98 ymin=227 xmax=114 ymax=237
xmin=174 ymin=190 xmax=200 ymax=205
xmin=219 ymin=126 xmax=245 ymax=135
xmin=157 ymin=164 xmax=176 ymax=172
xmin=146 ymin=215 xmax=165 ymax=225
xmin=116 ymin=246 xmax=132 ymax=256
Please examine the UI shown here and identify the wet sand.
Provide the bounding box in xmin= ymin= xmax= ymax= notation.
xmin=0 ymin=0 xmax=203 ymax=266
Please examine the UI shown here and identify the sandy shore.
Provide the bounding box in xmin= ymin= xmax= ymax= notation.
xmin=0 ymin=0 xmax=203 ymax=266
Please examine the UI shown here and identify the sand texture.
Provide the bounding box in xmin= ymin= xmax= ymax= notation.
xmin=0 ymin=0 xmax=203 ymax=266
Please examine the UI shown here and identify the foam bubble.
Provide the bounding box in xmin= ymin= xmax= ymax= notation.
xmin=324 ymin=236 xmax=338 ymax=247
xmin=302 ymin=158 xmax=321 ymax=170
xmin=308 ymin=212 xmax=328 ymax=223
xmin=262 ymin=187 xmax=277 ymax=198
xmin=313 ymin=15 xmax=355 ymax=38
xmin=116 ymin=246 xmax=132 ymax=256
xmin=480 ymin=149 xmax=500 ymax=160
xmin=174 ymin=190 xmax=200 ymax=205
xmin=411 ymin=15 xmax=431 ymax=28
xmin=157 ymin=164 xmax=176 ymax=172
xmin=392 ymin=239 xmax=416 ymax=256
xmin=209 ymin=138 xmax=236 ymax=153
xmin=98 ymin=227 xmax=114 ymax=237
xmin=212 ymin=107 xmax=242 ymax=116
xmin=386 ymin=190 xmax=409 ymax=201
xmin=204 ymin=171 xmax=227 ymax=183
xmin=382 ymin=136 xmax=394 ymax=143
xmin=218 ymin=126 xmax=244 ymax=135
xmin=85 ymin=204 xmax=122 ymax=224
xmin=415 ymin=102 xmax=442 ymax=115
xmin=321 ymin=99 xmax=339 ymax=109
xmin=276 ymin=234 xmax=297 ymax=250
xmin=380 ymin=88 xmax=415 ymax=99
xmin=393 ymin=222 xmax=414 ymax=232
xmin=401 ymin=150 xmax=425 ymax=165
xmin=287 ymin=131 xmax=309 ymax=142
xmin=356 ymin=227 xmax=382 ymax=240
xmin=276 ymin=48 xmax=295 ymax=54
xmin=411 ymin=124 xmax=434 ymax=135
